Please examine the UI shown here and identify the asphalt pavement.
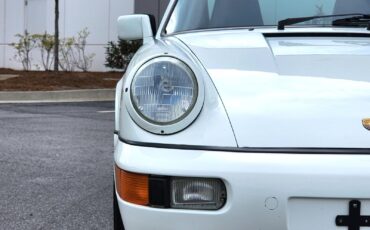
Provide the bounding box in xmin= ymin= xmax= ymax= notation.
xmin=0 ymin=102 xmax=115 ymax=229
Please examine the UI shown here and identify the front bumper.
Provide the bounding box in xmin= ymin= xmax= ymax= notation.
xmin=114 ymin=139 xmax=370 ymax=230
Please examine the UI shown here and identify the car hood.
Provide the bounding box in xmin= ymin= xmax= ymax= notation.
xmin=176 ymin=30 xmax=370 ymax=148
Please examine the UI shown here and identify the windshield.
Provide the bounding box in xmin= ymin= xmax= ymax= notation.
xmin=165 ymin=0 xmax=370 ymax=34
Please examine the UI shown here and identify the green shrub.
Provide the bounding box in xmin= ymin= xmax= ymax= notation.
xmin=105 ymin=39 xmax=142 ymax=71
xmin=74 ymin=28 xmax=95 ymax=72
xmin=10 ymin=28 xmax=95 ymax=72
xmin=59 ymin=28 xmax=95 ymax=72
xmin=34 ymin=33 xmax=55 ymax=71
xmin=11 ymin=33 xmax=38 ymax=71
xmin=59 ymin=37 xmax=76 ymax=72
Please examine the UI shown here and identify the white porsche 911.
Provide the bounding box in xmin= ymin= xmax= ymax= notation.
xmin=113 ymin=0 xmax=370 ymax=229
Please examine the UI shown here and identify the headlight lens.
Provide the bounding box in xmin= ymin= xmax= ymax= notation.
xmin=131 ymin=57 xmax=198 ymax=125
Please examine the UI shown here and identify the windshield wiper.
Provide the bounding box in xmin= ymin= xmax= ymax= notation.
xmin=332 ymin=15 xmax=370 ymax=29
xmin=278 ymin=13 xmax=370 ymax=30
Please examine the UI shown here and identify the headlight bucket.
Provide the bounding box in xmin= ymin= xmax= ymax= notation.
xmin=124 ymin=56 xmax=205 ymax=135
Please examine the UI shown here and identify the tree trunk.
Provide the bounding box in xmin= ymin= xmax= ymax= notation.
xmin=54 ymin=0 xmax=59 ymax=72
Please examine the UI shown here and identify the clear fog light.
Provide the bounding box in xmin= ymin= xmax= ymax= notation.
xmin=170 ymin=178 xmax=227 ymax=210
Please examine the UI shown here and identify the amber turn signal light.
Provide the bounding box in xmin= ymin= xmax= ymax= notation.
xmin=115 ymin=165 xmax=149 ymax=206
xmin=363 ymin=118 xmax=370 ymax=131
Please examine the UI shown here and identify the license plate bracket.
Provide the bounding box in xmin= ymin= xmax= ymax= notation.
xmin=336 ymin=200 xmax=370 ymax=230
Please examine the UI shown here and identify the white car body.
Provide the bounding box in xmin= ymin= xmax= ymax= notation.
xmin=114 ymin=1 xmax=370 ymax=229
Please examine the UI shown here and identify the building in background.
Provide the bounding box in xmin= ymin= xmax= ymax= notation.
xmin=135 ymin=0 xmax=169 ymax=28
xmin=0 ymin=0 xmax=169 ymax=71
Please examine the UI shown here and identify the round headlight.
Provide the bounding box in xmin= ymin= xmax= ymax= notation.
xmin=131 ymin=57 xmax=198 ymax=125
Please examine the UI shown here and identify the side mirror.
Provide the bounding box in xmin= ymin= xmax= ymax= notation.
xmin=117 ymin=14 xmax=154 ymax=44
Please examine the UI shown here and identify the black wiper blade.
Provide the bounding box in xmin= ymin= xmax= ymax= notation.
xmin=278 ymin=13 xmax=370 ymax=30
xmin=332 ymin=15 xmax=370 ymax=30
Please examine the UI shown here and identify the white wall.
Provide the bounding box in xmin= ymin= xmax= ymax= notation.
xmin=0 ymin=0 xmax=5 ymax=67
xmin=1 ymin=0 xmax=26 ymax=69
xmin=0 ymin=0 xmax=134 ymax=71
xmin=26 ymin=0 xmax=48 ymax=34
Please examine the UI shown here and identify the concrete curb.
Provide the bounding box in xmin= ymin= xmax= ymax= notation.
xmin=0 ymin=89 xmax=115 ymax=104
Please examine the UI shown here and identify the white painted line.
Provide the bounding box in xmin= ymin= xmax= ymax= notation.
xmin=97 ymin=110 xmax=115 ymax=113
xmin=0 ymin=98 xmax=114 ymax=105
xmin=0 ymin=99 xmax=114 ymax=104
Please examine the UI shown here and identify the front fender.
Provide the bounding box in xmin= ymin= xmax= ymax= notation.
xmin=117 ymin=38 xmax=237 ymax=147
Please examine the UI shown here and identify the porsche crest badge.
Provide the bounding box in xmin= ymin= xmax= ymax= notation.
xmin=363 ymin=118 xmax=370 ymax=131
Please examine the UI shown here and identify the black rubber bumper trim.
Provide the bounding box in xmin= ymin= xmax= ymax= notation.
xmin=149 ymin=176 xmax=171 ymax=208
xmin=264 ymin=32 xmax=370 ymax=38
xmin=118 ymin=135 xmax=370 ymax=155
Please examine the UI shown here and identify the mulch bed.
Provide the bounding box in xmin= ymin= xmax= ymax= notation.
xmin=0 ymin=68 xmax=123 ymax=91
